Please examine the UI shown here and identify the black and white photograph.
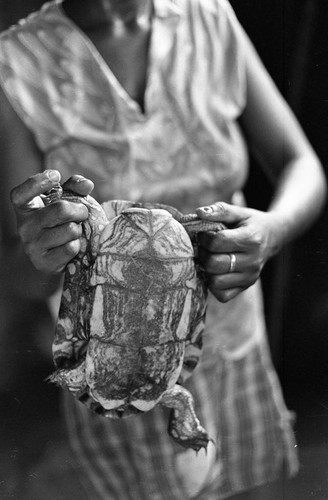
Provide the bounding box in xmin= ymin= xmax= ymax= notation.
xmin=0 ymin=1 xmax=327 ymax=498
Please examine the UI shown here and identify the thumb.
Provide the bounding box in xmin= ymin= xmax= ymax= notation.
xmin=10 ymin=169 xmax=62 ymax=214
xmin=196 ymin=202 xmax=249 ymax=225
xmin=62 ymin=175 xmax=94 ymax=197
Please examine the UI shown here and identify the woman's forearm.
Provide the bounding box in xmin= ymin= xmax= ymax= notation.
xmin=266 ymin=154 xmax=326 ymax=256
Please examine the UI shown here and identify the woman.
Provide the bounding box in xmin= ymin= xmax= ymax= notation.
xmin=1 ymin=0 xmax=326 ymax=498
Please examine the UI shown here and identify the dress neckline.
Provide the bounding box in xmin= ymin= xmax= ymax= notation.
xmin=54 ymin=0 xmax=155 ymax=119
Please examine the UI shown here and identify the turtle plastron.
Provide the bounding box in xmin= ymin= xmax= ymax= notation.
xmin=44 ymin=189 xmax=224 ymax=451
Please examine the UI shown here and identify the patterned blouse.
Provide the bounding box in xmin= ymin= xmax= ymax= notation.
xmin=0 ymin=0 xmax=264 ymax=359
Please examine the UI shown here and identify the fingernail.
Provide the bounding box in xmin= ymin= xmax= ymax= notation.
xmin=198 ymin=206 xmax=214 ymax=214
xmin=45 ymin=169 xmax=61 ymax=182
xmin=76 ymin=177 xmax=88 ymax=183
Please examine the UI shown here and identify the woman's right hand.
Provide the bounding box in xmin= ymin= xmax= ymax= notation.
xmin=10 ymin=170 xmax=94 ymax=273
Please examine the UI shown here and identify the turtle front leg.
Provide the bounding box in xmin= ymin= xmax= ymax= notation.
xmin=160 ymin=385 xmax=209 ymax=452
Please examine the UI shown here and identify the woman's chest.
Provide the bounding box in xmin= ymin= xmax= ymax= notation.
xmin=86 ymin=27 xmax=151 ymax=109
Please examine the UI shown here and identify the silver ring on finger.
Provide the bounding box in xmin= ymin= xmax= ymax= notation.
xmin=228 ymin=253 xmax=237 ymax=273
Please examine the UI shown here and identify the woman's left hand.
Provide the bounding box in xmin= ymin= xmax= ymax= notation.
xmin=196 ymin=201 xmax=282 ymax=303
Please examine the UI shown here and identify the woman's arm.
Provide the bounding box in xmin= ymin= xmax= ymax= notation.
xmin=0 ymin=86 xmax=58 ymax=299
xmin=239 ymin=27 xmax=326 ymax=247
xmin=196 ymin=28 xmax=326 ymax=303
xmin=0 ymin=86 xmax=44 ymax=238
xmin=0 ymin=87 xmax=92 ymax=298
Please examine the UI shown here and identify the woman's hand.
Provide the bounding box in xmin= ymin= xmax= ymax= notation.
xmin=196 ymin=201 xmax=283 ymax=303
xmin=10 ymin=170 xmax=94 ymax=274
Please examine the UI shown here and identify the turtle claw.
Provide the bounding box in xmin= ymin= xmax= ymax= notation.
xmin=160 ymin=384 xmax=210 ymax=452
xmin=47 ymin=358 xmax=87 ymax=397
xmin=168 ymin=415 xmax=210 ymax=452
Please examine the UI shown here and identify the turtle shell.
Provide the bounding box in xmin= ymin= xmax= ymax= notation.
xmin=48 ymin=194 xmax=210 ymax=419
xmin=86 ymin=207 xmax=203 ymax=413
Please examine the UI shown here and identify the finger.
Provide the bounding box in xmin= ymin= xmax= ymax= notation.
xmin=24 ymin=222 xmax=83 ymax=261
xmin=35 ymin=222 xmax=83 ymax=252
xmin=207 ymin=272 xmax=246 ymax=290
xmin=198 ymin=248 xmax=245 ymax=274
xmin=198 ymin=226 xmax=253 ymax=254
xmin=207 ymin=274 xmax=249 ymax=303
xmin=10 ymin=170 xmax=61 ymax=210
xmin=62 ymin=175 xmax=94 ymax=196
xmin=46 ymin=239 xmax=82 ymax=273
xmin=209 ymin=285 xmax=244 ymax=303
xmin=38 ymin=200 xmax=89 ymax=229
xmin=30 ymin=239 xmax=82 ymax=274
xmin=196 ymin=202 xmax=249 ymax=224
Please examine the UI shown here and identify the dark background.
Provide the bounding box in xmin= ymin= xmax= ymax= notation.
xmin=0 ymin=1 xmax=327 ymax=498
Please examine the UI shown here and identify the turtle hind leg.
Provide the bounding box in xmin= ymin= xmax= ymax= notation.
xmin=160 ymin=385 xmax=209 ymax=452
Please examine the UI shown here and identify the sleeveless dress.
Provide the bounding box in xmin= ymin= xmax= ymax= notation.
xmin=0 ymin=1 xmax=299 ymax=498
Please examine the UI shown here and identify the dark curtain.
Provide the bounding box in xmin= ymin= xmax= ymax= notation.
xmin=230 ymin=0 xmax=328 ymax=413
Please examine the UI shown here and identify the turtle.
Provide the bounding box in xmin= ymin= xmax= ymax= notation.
xmin=43 ymin=185 xmax=224 ymax=452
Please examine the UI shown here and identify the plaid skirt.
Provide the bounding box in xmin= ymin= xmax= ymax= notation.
xmin=63 ymin=333 xmax=298 ymax=499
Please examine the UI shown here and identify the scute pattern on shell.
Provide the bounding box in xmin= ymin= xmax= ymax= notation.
xmin=47 ymin=189 xmax=109 ymax=366
xmin=45 ymin=188 xmax=224 ymax=451
xmin=86 ymin=340 xmax=185 ymax=412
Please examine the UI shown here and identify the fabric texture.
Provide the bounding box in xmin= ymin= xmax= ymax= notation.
xmin=0 ymin=0 xmax=299 ymax=498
